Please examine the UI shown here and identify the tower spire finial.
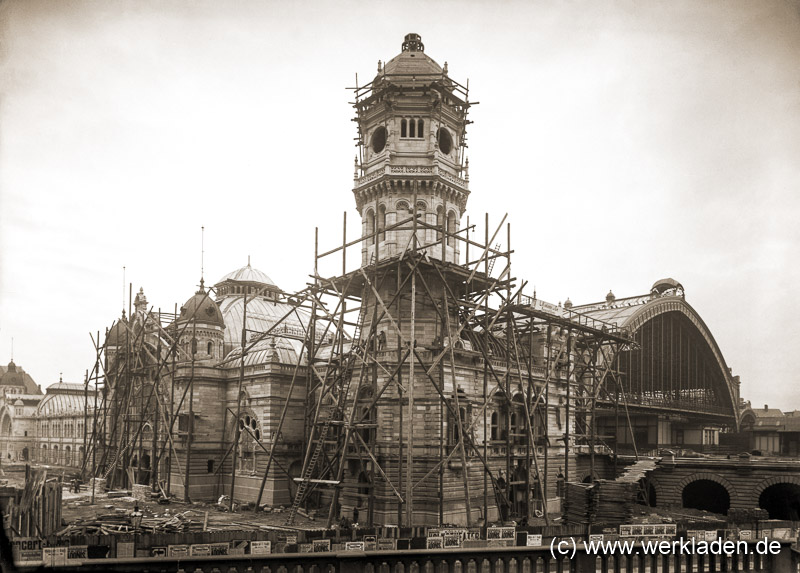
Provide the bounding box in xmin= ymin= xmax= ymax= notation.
xmin=122 ymin=266 xmax=126 ymax=316
xmin=10 ymin=337 xmax=13 ymax=361
xmin=247 ymin=255 xmax=250 ymax=267
xmin=201 ymin=226 xmax=205 ymax=283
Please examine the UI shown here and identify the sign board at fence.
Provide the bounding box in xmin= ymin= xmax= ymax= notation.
xmin=620 ymin=524 xmax=678 ymax=538
xmin=250 ymin=541 xmax=271 ymax=555
xmin=377 ymin=538 xmax=396 ymax=551
xmin=771 ymin=528 xmax=792 ymax=541
xmin=526 ymin=534 xmax=543 ymax=547
xmin=151 ymin=547 xmax=167 ymax=557
xmin=67 ymin=545 xmax=88 ymax=565
xmin=426 ymin=536 xmax=443 ymax=549
xmin=116 ymin=541 xmax=135 ymax=558
xmin=210 ymin=542 xmax=229 ymax=556
xmin=167 ymin=544 xmax=189 ymax=557
xmin=487 ymin=526 xmax=516 ymax=540
xmin=43 ymin=547 xmax=67 ymax=567
xmin=12 ymin=538 xmax=42 ymax=564
xmin=345 ymin=541 xmax=365 ymax=551
xmin=739 ymin=530 xmax=753 ymax=540
xmin=313 ymin=539 xmax=331 ymax=552
xmin=189 ymin=544 xmax=211 ymax=556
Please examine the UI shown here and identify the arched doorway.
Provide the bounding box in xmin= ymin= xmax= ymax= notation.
xmin=682 ymin=479 xmax=730 ymax=515
xmin=759 ymin=483 xmax=800 ymax=520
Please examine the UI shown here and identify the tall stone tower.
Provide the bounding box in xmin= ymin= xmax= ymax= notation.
xmin=354 ymin=33 xmax=471 ymax=266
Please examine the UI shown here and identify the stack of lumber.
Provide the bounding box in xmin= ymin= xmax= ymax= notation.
xmin=563 ymin=482 xmax=595 ymax=525
xmin=563 ymin=477 xmax=639 ymax=526
xmin=594 ymin=480 xmax=638 ymax=525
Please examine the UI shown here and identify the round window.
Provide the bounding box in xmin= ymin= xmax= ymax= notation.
xmin=371 ymin=126 xmax=387 ymax=153
xmin=437 ymin=127 xmax=453 ymax=155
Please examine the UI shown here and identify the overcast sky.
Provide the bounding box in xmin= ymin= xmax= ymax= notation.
xmin=1 ymin=0 xmax=798 ymax=410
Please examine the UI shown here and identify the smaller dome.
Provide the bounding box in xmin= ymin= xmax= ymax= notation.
xmin=1 ymin=360 xmax=24 ymax=387
xmin=216 ymin=264 xmax=276 ymax=287
xmin=105 ymin=313 xmax=129 ymax=347
xmin=651 ymin=278 xmax=684 ymax=297
xmin=178 ymin=289 xmax=225 ymax=327
xmin=564 ymin=298 xmax=573 ymax=310
xmin=606 ymin=290 xmax=616 ymax=304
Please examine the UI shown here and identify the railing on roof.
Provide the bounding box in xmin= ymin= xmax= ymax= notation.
xmin=246 ymin=322 xmax=334 ymax=346
xmin=571 ymin=293 xmax=654 ymax=313
xmin=353 ymin=71 xmax=469 ymax=102
xmin=515 ymin=293 xmax=626 ymax=335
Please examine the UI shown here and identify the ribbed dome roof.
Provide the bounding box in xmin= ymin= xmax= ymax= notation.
xmin=178 ymin=289 xmax=225 ymax=327
xmin=377 ymin=33 xmax=444 ymax=86
xmin=38 ymin=383 xmax=97 ymax=417
xmin=216 ymin=264 xmax=275 ymax=287
xmin=1 ymin=361 xmax=24 ymax=387
xmin=105 ymin=315 xmax=129 ymax=346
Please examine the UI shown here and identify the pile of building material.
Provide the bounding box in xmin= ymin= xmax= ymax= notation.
xmin=563 ymin=479 xmax=638 ymax=526
xmin=563 ymin=483 xmax=595 ymax=525
xmin=594 ymin=480 xmax=638 ymax=524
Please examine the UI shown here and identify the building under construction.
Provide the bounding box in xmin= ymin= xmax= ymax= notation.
xmin=79 ymin=33 xmax=741 ymax=529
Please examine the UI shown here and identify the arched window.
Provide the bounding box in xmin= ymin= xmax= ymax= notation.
xmin=409 ymin=118 xmax=416 ymax=138
xmin=378 ymin=204 xmax=386 ymax=242
xmin=401 ymin=119 xmax=407 ymax=138
xmin=65 ymin=446 xmax=72 ymax=465
xmin=365 ymin=209 xmax=375 ymax=243
xmin=207 ymin=341 xmax=213 ymax=355
xmin=447 ymin=211 xmax=457 ymax=247
xmin=237 ymin=413 xmax=260 ymax=474
xmin=436 ymin=206 xmax=444 ymax=242
xmin=417 ymin=119 xmax=424 ymax=137
xmin=490 ymin=412 xmax=499 ymax=441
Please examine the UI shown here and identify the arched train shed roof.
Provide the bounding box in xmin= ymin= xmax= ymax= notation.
xmin=575 ymin=290 xmax=737 ymax=424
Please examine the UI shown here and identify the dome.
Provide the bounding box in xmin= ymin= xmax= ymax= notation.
xmin=218 ymin=294 xmax=313 ymax=360
xmin=651 ymin=278 xmax=684 ymax=296
xmin=105 ymin=314 xmax=129 ymax=347
xmin=1 ymin=361 xmax=24 ymax=387
xmin=216 ymin=264 xmax=276 ymax=288
xmin=377 ymin=33 xmax=444 ymax=86
xmin=178 ymin=288 xmax=225 ymax=327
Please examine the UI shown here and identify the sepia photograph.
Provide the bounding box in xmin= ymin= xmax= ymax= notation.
xmin=1 ymin=1 xmax=799 ymax=571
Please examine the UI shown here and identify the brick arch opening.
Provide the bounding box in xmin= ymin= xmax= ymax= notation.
xmin=637 ymin=478 xmax=657 ymax=507
xmin=756 ymin=477 xmax=800 ymax=520
xmin=682 ymin=479 xmax=730 ymax=515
